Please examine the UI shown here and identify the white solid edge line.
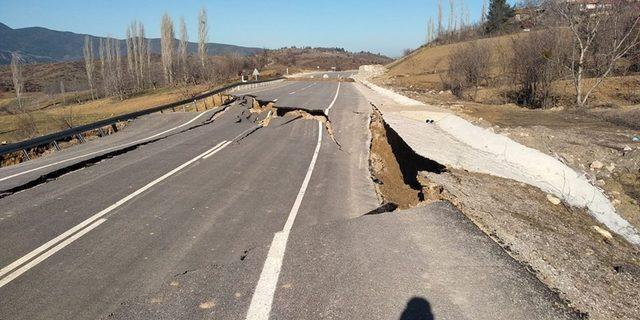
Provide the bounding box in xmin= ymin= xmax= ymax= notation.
xmin=0 ymin=110 xmax=213 ymax=183
xmin=0 ymin=218 xmax=107 ymax=288
xmin=200 ymin=140 xmax=227 ymax=159
xmin=324 ymin=82 xmax=341 ymax=115
xmin=203 ymin=141 xmax=232 ymax=160
xmin=245 ymin=82 xmax=341 ymax=320
xmin=0 ymin=140 xmax=228 ymax=281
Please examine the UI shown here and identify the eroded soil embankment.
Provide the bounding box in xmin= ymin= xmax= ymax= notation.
xmin=367 ymin=106 xmax=640 ymax=319
xmin=368 ymin=107 xmax=445 ymax=209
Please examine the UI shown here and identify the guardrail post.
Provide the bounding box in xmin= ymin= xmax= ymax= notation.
xmin=22 ymin=149 xmax=30 ymax=161
xmin=111 ymin=123 xmax=119 ymax=133
xmin=76 ymin=133 xmax=86 ymax=143
xmin=52 ymin=141 xmax=61 ymax=151
xmin=193 ymin=100 xmax=198 ymax=112
xmin=98 ymin=127 xmax=106 ymax=137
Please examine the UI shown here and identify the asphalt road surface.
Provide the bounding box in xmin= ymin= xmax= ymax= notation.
xmin=0 ymin=79 xmax=579 ymax=319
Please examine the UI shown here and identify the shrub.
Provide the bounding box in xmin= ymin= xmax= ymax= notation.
xmin=445 ymin=41 xmax=492 ymax=98
xmin=509 ymin=31 xmax=567 ymax=108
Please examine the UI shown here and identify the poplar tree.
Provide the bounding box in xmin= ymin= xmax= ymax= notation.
xmin=161 ymin=13 xmax=175 ymax=85
xmin=198 ymin=7 xmax=208 ymax=69
xmin=178 ymin=17 xmax=188 ymax=82
xmin=83 ymin=36 xmax=96 ymax=99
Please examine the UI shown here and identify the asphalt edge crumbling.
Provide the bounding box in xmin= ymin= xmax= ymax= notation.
xmin=0 ymin=104 xmax=231 ymax=199
xmin=236 ymin=95 xmax=342 ymax=148
xmin=365 ymin=101 xmax=588 ymax=318
xmin=367 ymin=104 xmax=447 ymax=209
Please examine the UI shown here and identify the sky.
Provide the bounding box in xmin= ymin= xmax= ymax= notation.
xmin=0 ymin=0 xmax=492 ymax=57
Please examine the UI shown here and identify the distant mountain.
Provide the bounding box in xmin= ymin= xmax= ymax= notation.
xmin=0 ymin=22 xmax=263 ymax=64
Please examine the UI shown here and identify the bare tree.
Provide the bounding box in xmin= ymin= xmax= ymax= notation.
xmin=114 ymin=38 xmax=124 ymax=98
xmin=178 ymin=16 xmax=188 ymax=82
xmin=135 ymin=23 xmax=147 ymax=87
xmin=126 ymin=23 xmax=138 ymax=88
xmin=10 ymin=52 xmax=38 ymax=138
xmin=146 ymin=39 xmax=153 ymax=86
xmin=459 ymin=0 xmax=465 ymax=34
xmin=83 ymin=36 xmax=96 ymax=99
xmin=99 ymin=36 xmax=122 ymax=97
xmin=161 ymin=13 xmax=175 ymax=84
xmin=99 ymin=38 xmax=106 ymax=95
xmin=430 ymin=18 xmax=435 ymax=43
xmin=438 ymin=0 xmax=444 ymax=36
xmin=481 ymin=0 xmax=487 ymax=25
xmin=510 ymin=30 xmax=567 ymax=107
xmin=125 ymin=27 xmax=135 ymax=76
xmin=10 ymin=52 xmax=24 ymax=108
xmin=550 ymin=0 xmax=640 ymax=107
xmin=126 ymin=21 xmax=148 ymax=90
xmin=198 ymin=6 xmax=209 ymax=69
xmin=104 ymin=37 xmax=114 ymax=96
xmin=427 ymin=17 xmax=434 ymax=44
xmin=449 ymin=0 xmax=456 ymax=32
xmin=446 ymin=41 xmax=492 ymax=98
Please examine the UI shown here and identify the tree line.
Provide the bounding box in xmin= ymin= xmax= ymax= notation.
xmin=442 ymin=0 xmax=639 ymax=108
xmin=81 ymin=7 xmax=211 ymax=100
xmin=7 ymin=6 xmax=266 ymax=139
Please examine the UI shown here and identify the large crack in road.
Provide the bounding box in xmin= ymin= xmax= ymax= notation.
xmin=0 ymin=95 xmax=345 ymax=199
xmin=235 ymin=95 xmax=342 ymax=148
xmin=367 ymin=105 xmax=447 ymax=210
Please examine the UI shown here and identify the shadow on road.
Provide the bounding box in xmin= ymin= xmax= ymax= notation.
xmin=399 ymin=297 xmax=434 ymax=320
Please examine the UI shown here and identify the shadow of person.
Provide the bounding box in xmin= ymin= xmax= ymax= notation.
xmin=399 ymin=297 xmax=434 ymax=320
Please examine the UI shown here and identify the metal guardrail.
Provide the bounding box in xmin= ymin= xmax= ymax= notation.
xmin=0 ymin=77 xmax=283 ymax=159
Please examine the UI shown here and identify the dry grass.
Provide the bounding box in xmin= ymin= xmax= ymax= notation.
xmin=385 ymin=33 xmax=519 ymax=79
xmin=381 ymin=32 xmax=640 ymax=108
xmin=0 ymin=83 xmax=211 ymax=143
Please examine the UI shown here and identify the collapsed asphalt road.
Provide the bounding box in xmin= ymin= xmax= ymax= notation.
xmin=0 ymin=79 xmax=580 ymax=319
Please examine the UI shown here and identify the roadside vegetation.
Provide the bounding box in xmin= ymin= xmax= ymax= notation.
xmin=416 ymin=0 xmax=640 ymax=109
xmin=0 ymin=8 xmax=390 ymax=145
xmin=1 ymin=6 xmax=222 ymax=143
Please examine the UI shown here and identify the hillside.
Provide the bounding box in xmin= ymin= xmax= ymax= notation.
xmin=0 ymin=22 xmax=262 ymax=64
xmin=269 ymin=47 xmax=392 ymax=71
xmin=379 ymin=33 xmax=640 ymax=109
xmin=383 ymin=33 xmax=520 ymax=93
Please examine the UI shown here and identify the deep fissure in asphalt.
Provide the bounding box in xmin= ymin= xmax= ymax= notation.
xmin=367 ymin=105 xmax=446 ymax=209
xmin=237 ymin=95 xmax=342 ymax=148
